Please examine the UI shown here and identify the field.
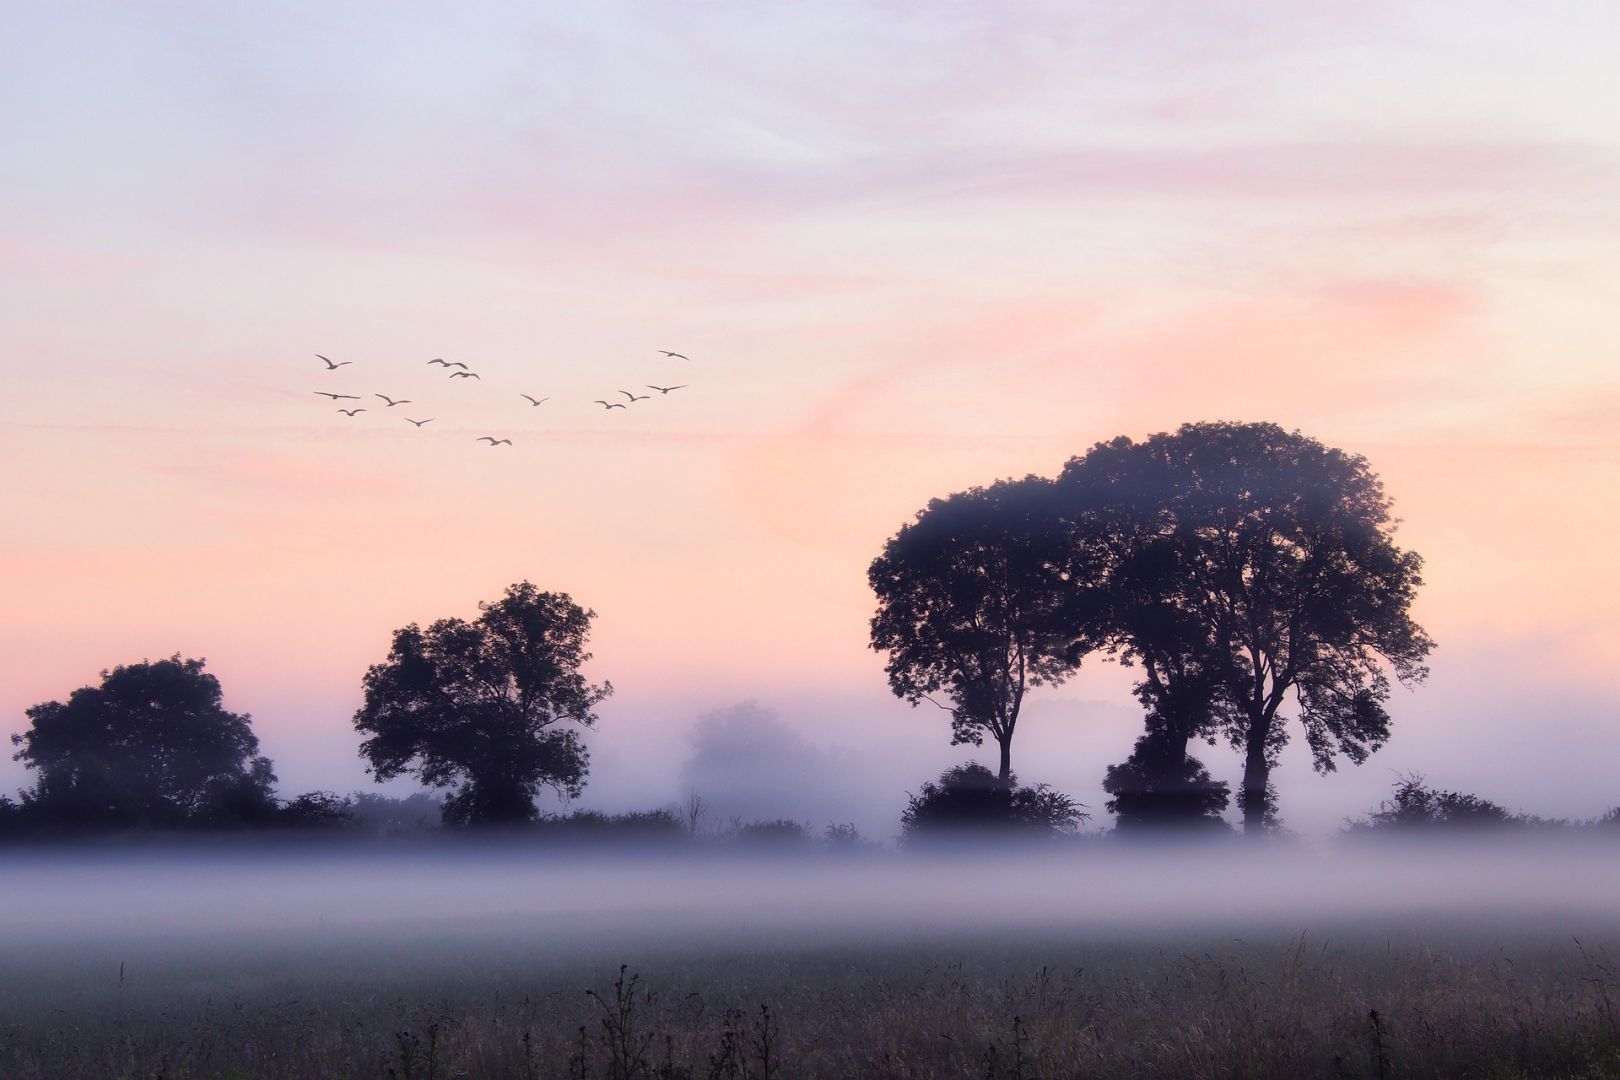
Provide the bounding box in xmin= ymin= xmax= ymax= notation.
xmin=2 ymin=842 xmax=1618 ymax=1079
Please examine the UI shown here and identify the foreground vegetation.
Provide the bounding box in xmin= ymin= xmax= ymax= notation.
xmin=3 ymin=919 xmax=1619 ymax=1079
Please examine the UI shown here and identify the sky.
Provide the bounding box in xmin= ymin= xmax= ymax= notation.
xmin=2 ymin=2 xmax=1618 ymax=835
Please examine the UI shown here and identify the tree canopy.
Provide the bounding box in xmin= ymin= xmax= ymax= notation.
xmin=1058 ymin=422 xmax=1434 ymax=833
xmin=11 ymin=655 xmax=277 ymax=828
xmin=353 ymin=581 xmax=612 ymax=826
xmin=869 ymin=478 xmax=1093 ymax=784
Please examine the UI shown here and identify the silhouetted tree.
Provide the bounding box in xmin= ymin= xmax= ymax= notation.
xmin=870 ymin=479 xmax=1095 ymax=784
xmin=900 ymin=762 xmax=1085 ymax=844
xmin=353 ymin=582 xmax=612 ymax=826
xmin=1059 ymin=423 xmax=1434 ymax=834
xmin=10 ymin=656 xmax=278 ymax=829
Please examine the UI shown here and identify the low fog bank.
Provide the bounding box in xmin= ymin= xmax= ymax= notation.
xmin=4 ymin=837 xmax=1616 ymax=956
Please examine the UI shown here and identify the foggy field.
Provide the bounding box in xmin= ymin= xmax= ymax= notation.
xmin=4 ymin=840 xmax=1620 ymax=1078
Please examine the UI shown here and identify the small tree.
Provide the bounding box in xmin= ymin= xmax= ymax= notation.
xmin=870 ymin=479 xmax=1093 ymax=785
xmin=353 ymin=582 xmax=612 ymax=826
xmin=11 ymin=656 xmax=277 ymax=829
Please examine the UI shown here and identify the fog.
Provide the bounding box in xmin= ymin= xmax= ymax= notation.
xmin=5 ymin=838 xmax=1616 ymax=960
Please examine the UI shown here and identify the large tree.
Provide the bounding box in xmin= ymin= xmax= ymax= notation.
xmin=11 ymin=656 xmax=278 ymax=828
xmin=1059 ymin=422 xmax=1434 ymax=834
xmin=869 ymin=478 xmax=1094 ymax=785
xmin=354 ymin=581 xmax=612 ymax=826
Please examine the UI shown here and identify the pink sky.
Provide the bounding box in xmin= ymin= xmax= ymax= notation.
xmin=3 ymin=3 xmax=1618 ymax=832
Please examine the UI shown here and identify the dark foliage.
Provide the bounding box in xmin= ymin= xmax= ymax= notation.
xmin=277 ymin=791 xmax=356 ymax=829
xmin=869 ymin=479 xmax=1095 ymax=784
xmin=348 ymin=791 xmax=444 ymax=831
xmin=822 ymin=822 xmax=877 ymax=852
xmin=542 ymin=808 xmax=688 ymax=843
xmin=729 ymin=818 xmax=814 ymax=850
xmin=10 ymin=656 xmax=278 ymax=830
xmin=1345 ymin=774 xmax=1536 ymax=832
xmin=353 ymin=582 xmax=613 ymax=827
xmin=1059 ymin=422 xmax=1434 ymax=834
xmin=1103 ymin=733 xmax=1230 ymax=832
xmin=900 ymin=762 xmax=1086 ymax=845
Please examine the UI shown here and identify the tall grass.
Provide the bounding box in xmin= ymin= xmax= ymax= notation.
xmin=2 ymin=923 xmax=1619 ymax=1078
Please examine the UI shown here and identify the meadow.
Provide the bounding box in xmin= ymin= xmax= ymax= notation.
xmin=2 ymin=841 xmax=1618 ymax=1079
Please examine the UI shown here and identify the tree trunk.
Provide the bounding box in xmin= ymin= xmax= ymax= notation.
xmin=1240 ymin=733 xmax=1271 ymax=836
xmin=997 ymin=737 xmax=1013 ymax=789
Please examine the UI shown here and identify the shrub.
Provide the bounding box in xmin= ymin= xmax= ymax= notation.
xmin=901 ymin=762 xmax=1086 ymax=845
xmin=729 ymin=818 xmax=813 ymax=851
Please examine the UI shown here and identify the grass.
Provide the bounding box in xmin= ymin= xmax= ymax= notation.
xmin=2 ymin=918 xmax=1619 ymax=1079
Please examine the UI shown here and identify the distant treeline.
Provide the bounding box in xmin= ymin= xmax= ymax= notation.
xmin=6 ymin=421 xmax=1615 ymax=843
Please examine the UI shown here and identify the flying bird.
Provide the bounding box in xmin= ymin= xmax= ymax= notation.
xmin=317 ymin=354 xmax=351 ymax=370
xmin=659 ymin=350 xmax=691 ymax=361
xmin=594 ymin=400 xmax=628 ymax=410
xmin=315 ymin=391 xmax=361 ymax=400
xmin=477 ymin=437 xmax=513 ymax=446
xmin=376 ymin=394 xmax=412 ymax=407
xmin=427 ymin=359 xmax=469 ymax=369
xmin=520 ymin=394 xmax=549 ymax=406
xmin=646 ymin=384 xmax=687 ymax=395
xmin=619 ymin=390 xmax=650 ymax=403
xmin=338 ymin=408 xmax=366 ymax=416
xmin=405 ymin=417 xmax=434 ymax=427
xmin=449 ymin=371 xmax=481 ymax=380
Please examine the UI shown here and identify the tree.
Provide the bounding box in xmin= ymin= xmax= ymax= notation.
xmin=1059 ymin=422 xmax=1435 ymax=834
xmin=869 ymin=478 xmax=1093 ymax=785
xmin=11 ymin=656 xmax=277 ymax=829
xmin=353 ymin=582 xmax=612 ymax=826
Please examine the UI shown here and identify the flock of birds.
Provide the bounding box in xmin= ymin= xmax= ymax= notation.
xmin=310 ymin=351 xmax=692 ymax=446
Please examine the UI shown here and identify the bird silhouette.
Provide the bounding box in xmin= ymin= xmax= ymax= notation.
xmin=405 ymin=417 xmax=434 ymax=427
xmin=317 ymin=354 xmax=352 ymax=370
xmin=594 ymin=400 xmax=628 ymax=410
xmin=619 ymin=390 xmax=650 ymax=403
xmin=647 ymin=384 xmax=687 ymax=395
xmin=338 ymin=408 xmax=366 ymax=416
xmin=427 ymin=359 xmax=469 ymax=369
xmin=477 ymin=437 xmax=513 ymax=446
xmin=450 ymin=371 xmax=481 ymax=380
xmin=520 ymin=394 xmax=549 ymax=406
xmin=659 ymin=350 xmax=691 ymax=361
xmin=376 ymin=394 xmax=412 ymax=407
xmin=315 ymin=391 xmax=361 ymax=400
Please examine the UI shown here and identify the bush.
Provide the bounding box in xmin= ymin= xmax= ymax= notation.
xmin=1345 ymin=774 xmax=1534 ymax=833
xmin=1103 ymin=736 xmax=1230 ymax=833
xmin=729 ymin=818 xmax=813 ymax=851
xmin=277 ymin=791 xmax=356 ymax=829
xmin=348 ymin=792 xmax=443 ymax=832
xmin=821 ymin=822 xmax=878 ymax=852
xmin=901 ymin=762 xmax=1086 ymax=845
xmin=545 ymin=809 xmax=687 ymax=843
